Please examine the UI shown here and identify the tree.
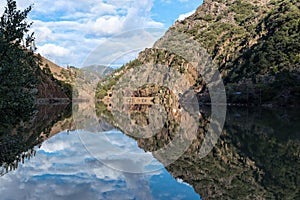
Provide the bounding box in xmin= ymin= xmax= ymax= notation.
xmin=0 ymin=0 xmax=39 ymax=127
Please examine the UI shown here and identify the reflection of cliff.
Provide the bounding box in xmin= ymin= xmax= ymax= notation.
xmin=97 ymin=100 xmax=300 ymax=199
xmin=96 ymin=84 xmax=194 ymax=143
xmin=0 ymin=104 xmax=74 ymax=175
xmin=164 ymin=108 xmax=300 ymax=200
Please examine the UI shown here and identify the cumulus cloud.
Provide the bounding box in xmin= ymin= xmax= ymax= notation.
xmin=37 ymin=43 xmax=71 ymax=63
xmin=26 ymin=0 xmax=165 ymax=67
xmin=0 ymin=0 xmax=199 ymax=67
xmin=90 ymin=15 xmax=125 ymax=35
xmin=82 ymin=28 xmax=166 ymax=67
xmin=178 ymin=10 xmax=195 ymax=21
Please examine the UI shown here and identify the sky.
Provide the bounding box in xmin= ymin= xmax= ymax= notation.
xmin=0 ymin=0 xmax=203 ymax=67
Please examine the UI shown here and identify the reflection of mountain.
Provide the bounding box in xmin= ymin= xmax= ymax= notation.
xmin=0 ymin=104 xmax=74 ymax=175
xmin=97 ymin=100 xmax=300 ymax=199
xmin=164 ymin=108 xmax=299 ymax=199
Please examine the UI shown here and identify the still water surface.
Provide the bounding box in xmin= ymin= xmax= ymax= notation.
xmin=0 ymin=104 xmax=299 ymax=199
xmin=0 ymin=130 xmax=200 ymax=200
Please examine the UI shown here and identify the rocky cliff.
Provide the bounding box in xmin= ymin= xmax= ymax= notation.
xmin=94 ymin=0 xmax=300 ymax=199
xmin=36 ymin=55 xmax=74 ymax=99
xmin=97 ymin=0 xmax=300 ymax=106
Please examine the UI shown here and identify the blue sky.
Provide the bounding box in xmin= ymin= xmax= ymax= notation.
xmin=0 ymin=0 xmax=203 ymax=67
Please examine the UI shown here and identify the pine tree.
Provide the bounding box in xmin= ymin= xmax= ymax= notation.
xmin=0 ymin=0 xmax=39 ymax=127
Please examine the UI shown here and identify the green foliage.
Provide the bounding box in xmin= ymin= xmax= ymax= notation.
xmin=95 ymin=87 xmax=107 ymax=99
xmin=227 ymin=109 xmax=300 ymax=199
xmin=0 ymin=0 xmax=33 ymax=46
xmin=95 ymin=101 xmax=114 ymax=122
xmin=127 ymin=59 xmax=143 ymax=69
xmin=0 ymin=0 xmax=39 ymax=125
xmin=58 ymin=81 xmax=73 ymax=99
xmin=231 ymin=0 xmax=257 ymax=25
xmin=228 ymin=0 xmax=300 ymax=82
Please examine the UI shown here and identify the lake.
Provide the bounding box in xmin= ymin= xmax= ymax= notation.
xmin=0 ymin=103 xmax=299 ymax=199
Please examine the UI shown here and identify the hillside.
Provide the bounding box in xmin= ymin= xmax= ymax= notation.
xmin=38 ymin=56 xmax=115 ymax=100
xmin=96 ymin=0 xmax=300 ymax=106
xmin=92 ymin=0 xmax=300 ymax=199
xmin=94 ymin=0 xmax=300 ymax=198
xmin=39 ymin=56 xmax=76 ymax=84
xmin=36 ymin=55 xmax=75 ymax=99
xmin=168 ymin=0 xmax=300 ymax=105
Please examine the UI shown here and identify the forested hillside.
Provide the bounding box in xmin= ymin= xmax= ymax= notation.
xmin=97 ymin=0 xmax=300 ymax=106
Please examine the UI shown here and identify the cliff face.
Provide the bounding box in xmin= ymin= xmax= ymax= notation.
xmin=36 ymin=55 xmax=74 ymax=99
xmin=98 ymin=0 xmax=300 ymax=105
xmin=169 ymin=0 xmax=299 ymax=75
xmin=94 ymin=0 xmax=300 ymax=199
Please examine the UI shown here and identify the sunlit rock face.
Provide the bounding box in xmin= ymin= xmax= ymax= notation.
xmin=92 ymin=0 xmax=299 ymax=198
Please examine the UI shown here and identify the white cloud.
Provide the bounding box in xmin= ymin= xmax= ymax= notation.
xmin=26 ymin=0 xmax=164 ymax=67
xmin=82 ymin=28 xmax=166 ymax=67
xmin=90 ymin=15 xmax=125 ymax=35
xmin=178 ymin=10 xmax=195 ymax=21
xmin=33 ymin=26 xmax=53 ymax=43
xmin=37 ymin=44 xmax=71 ymax=63
xmin=0 ymin=0 xmax=199 ymax=67
xmin=0 ymin=128 xmax=201 ymax=199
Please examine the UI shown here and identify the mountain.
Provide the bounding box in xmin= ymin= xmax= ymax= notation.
xmin=38 ymin=57 xmax=114 ymax=100
xmin=93 ymin=0 xmax=300 ymax=198
xmin=39 ymin=56 xmax=76 ymax=84
xmin=36 ymin=55 xmax=76 ymax=99
xmin=96 ymin=0 xmax=300 ymax=106
xmin=161 ymin=0 xmax=299 ymax=79
xmin=165 ymin=0 xmax=300 ymax=105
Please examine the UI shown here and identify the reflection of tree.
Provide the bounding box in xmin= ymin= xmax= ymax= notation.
xmin=222 ymin=107 xmax=300 ymax=199
xmin=97 ymin=100 xmax=300 ymax=199
xmin=0 ymin=104 xmax=73 ymax=175
xmin=165 ymin=108 xmax=300 ymax=199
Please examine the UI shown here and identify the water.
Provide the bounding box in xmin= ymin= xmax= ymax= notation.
xmin=0 ymin=104 xmax=299 ymax=199
xmin=0 ymin=130 xmax=200 ymax=200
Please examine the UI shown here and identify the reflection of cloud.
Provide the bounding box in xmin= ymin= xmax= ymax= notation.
xmin=176 ymin=178 xmax=193 ymax=188
xmin=78 ymin=130 xmax=160 ymax=173
xmin=0 ymin=131 xmax=200 ymax=199
xmin=40 ymin=139 xmax=71 ymax=152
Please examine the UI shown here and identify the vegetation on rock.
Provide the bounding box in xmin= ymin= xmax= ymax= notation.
xmin=96 ymin=0 xmax=299 ymax=106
